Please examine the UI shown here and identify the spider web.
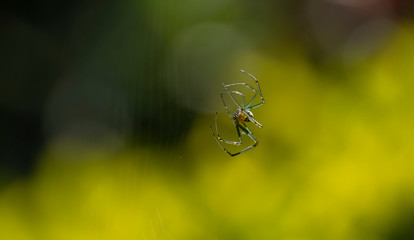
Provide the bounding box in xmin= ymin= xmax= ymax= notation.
xmin=0 ymin=0 xmax=261 ymax=239
xmin=5 ymin=1 xmax=414 ymax=240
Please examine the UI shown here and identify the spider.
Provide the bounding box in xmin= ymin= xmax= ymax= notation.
xmin=210 ymin=70 xmax=265 ymax=156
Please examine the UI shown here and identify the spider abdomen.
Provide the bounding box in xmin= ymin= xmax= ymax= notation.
xmin=233 ymin=109 xmax=252 ymax=123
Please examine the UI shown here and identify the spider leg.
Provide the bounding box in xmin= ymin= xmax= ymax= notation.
xmin=222 ymin=82 xmax=244 ymax=108
xmin=240 ymin=70 xmax=265 ymax=110
xmin=235 ymin=124 xmax=259 ymax=155
xmin=221 ymin=87 xmax=246 ymax=109
xmin=211 ymin=112 xmax=242 ymax=146
xmin=210 ymin=136 xmax=241 ymax=157
xmin=224 ymin=82 xmax=258 ymax=108
xmin=239 ymin=126 xmax=259 ymax=154
xmin=222 ymin=124 xmax=259 ymax=157
xmin=210 ymin=126 xmax=243 ymax=157
xmin=229 ymin=90 xmax=245 ymax=109
xmin=245 ymin=114 xmax=263 ymax=128
xmin=210 ymin=113 xmax=244 ymax=157
xmin=220 ymin=94 xmax=232 ymax=118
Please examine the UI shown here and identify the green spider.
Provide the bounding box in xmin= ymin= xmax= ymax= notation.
xmin=210 ymin=70 xmax=265 ymax=156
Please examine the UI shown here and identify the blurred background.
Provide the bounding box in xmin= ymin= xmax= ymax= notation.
xmin=2 ymin=0 xmax=414 ymax=239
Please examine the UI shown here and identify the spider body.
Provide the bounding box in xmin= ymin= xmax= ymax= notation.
xmin=233 ymin=109 xmax=250 ymax=123
xmin=210 ymin=70 xmax=265 ymax=156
